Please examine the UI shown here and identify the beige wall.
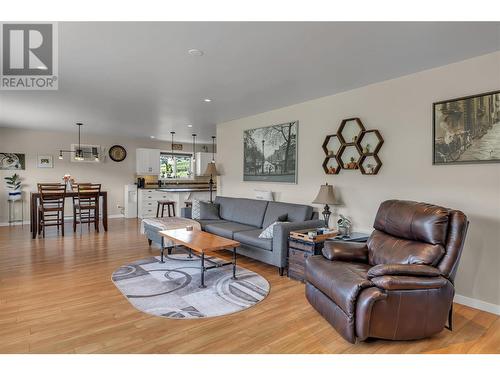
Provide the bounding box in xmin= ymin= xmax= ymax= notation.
xmin=0 ymin=128 xmax=211 ymax=222
xmin=217 ymin=51 xmax=500 ymax=309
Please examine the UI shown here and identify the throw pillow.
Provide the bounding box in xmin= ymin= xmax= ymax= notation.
xmin=199 ymin=201 xmax=221 ymax=220
xmin=259 ymin=221 xmax=287 ymax=239
xmin=277 ymin=213 xmax=288 ymax=222
xmin=191 ymin=199 xmax=202 ymax=219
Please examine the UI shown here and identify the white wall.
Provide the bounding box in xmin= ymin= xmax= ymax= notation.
xmin=0 ymin=128 xmax=211 ymax=223
xmin=217 ymin=51 xmax=500 ymax=309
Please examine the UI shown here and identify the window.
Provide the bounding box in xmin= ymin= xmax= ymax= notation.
xmin=160 ymin=153 xmax=193 ymax=179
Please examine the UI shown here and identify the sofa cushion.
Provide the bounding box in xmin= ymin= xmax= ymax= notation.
xmin=195 ymin=219 xmax=228 ymax=230
xmin=204 ymin=221 xmax=259 ymax=239
xmin=262 ymin=201 xmax=313 ymax=228
xmin=367 ymin=230 xmax=445 ymax=266
xmin=305 ymin=256 xmax=372 ymax=317
xmin=199 ymin=201 xmax=220 ymax=220
xmin=373 ymin=200 xmax=450 ymax=245
xmin=215 ymin=196 xmax=269 ymax=228
xmin=234 ymin=229 xmax=273 ymax=251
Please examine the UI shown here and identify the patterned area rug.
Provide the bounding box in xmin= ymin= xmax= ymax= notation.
xmin=112 ymin=248 xmax=270 ymax=319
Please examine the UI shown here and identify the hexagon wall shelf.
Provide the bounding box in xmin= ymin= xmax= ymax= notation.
xmin=338 ymin=145 xmax=361 ymax=170
xmin=322 ymin=134 xmax=342 ymax=157
xmin=359 ymin=154 xmax=382 ymax=175
xmin=357 ymin=129 xmax=384 ymax=155
xmin=337 ymin=118 xmax=365 ymax=145
xmin=321 ymin=117 xmax=384 ymax=175
xmin=322 ymin=156 xmax=341 ymax=174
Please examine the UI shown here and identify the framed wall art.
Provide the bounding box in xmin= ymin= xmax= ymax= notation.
xmin=243 ymin=121 xmax=298 ymax=183
xmin=433 ymin=90 xmax=500 ymax=164
xmin=0 ymin=153 xmax=25 ymax=170
xmin=37 ymin=155 xmax=54 ymax=168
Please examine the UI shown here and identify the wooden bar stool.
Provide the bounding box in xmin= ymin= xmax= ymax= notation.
xmin=156 ymin=200 xmax=175 ymax=217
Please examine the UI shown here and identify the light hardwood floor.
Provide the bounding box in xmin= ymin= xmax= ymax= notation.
xmin=0 ymin=218 xmax=499 ymax=354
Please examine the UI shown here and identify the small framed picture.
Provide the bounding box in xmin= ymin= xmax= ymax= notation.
xmin=37 ymin=155 xmax=54 ymax=168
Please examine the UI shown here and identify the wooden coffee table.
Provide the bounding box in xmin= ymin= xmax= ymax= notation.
xmin=159 ymin=229 xmax=240 ymax=288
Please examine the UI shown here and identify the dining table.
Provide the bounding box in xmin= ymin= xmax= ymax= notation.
xmin=30 ymin=190 xmax=108 ymax=239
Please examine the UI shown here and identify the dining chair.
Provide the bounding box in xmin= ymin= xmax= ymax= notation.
xmin=73 ymin=183 xmax=101 ymax=233
xmin=37 ymin=183 xmax=67 ymax=238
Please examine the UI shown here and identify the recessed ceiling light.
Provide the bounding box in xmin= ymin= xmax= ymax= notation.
xmin=203 ymin=98 xmax=212 ymax=103
xmin=150 ymin=135 xmax=155 ymax=139
xmin=187 ymin=124 xmax=193 ymax=128
xmin=188 ymin=49 xmax=204 ymax=56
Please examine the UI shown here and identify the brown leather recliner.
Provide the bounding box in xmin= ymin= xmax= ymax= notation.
xmin=305 ymin=200 xmax=468 ymax=343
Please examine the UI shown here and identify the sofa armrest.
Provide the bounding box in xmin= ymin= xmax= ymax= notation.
xmin=367 ymin=264 xmax=441 ymax=279
xmin=322 ymin=241 xmax=369 ymax=263
xmin=181 ymin=207 xmax=192 ymax=219
xmin=371 ymin=275 xmax=448 ymax=290
xmin=272 ymin=219 xmax=325 ymax=267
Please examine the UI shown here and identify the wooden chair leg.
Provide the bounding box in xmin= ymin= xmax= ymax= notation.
xmin=156 ymin=203 xmax=160 ymax=218
xmin=95 ymin=205 xmax=99 ymax=232
xmin=61 ymin=211 xmax=65 ymax=237
xmin=172 ymin=203 xmax=175 ymax=217
xmin=162 ymin=204 xmax=166 ymax=218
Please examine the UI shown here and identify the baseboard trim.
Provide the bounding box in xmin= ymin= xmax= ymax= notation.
xmin=0 ymin=214 xmax=125 ymax=226
xmin=454 ymin=294 xmax=500 ymax=315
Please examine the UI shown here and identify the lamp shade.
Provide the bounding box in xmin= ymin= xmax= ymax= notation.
xmin=312 ymin=183 xmax=336 ymax=204
xmin=204 ymin=162 xmax=218 ymax=177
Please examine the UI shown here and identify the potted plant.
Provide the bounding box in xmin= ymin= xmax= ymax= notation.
xmin=365 ymin=143 xmax=371 ymax=153
xmin=346 ymin=157 xmax=357 ymax=169
xmin=4 ymin=173 xmax=22 ymax=201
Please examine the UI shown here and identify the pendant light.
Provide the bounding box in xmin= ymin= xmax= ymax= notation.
xmin=59 ymin=122 xmax=99 ymax=161
xmin=192 ymin=133 xmax=197 ymax=161
xmin=170 ymin=131 xmax=176 ymax=178
xmin=211 ymin=135 xmax=216 ymax=162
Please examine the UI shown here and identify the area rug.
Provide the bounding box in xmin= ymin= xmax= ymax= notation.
xmin=112 ymin=248 xmax=270 ymax=319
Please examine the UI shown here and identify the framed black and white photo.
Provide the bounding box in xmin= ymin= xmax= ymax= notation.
xmin=243 ymin=121 xmax=298 ymax=183
xmin=37 ymin=155 xmax=54 ymax=168
xmin=433 ymin=90 xmax=500 ymax=165
xmin=0 ymin=153 xmax=25 ymax=170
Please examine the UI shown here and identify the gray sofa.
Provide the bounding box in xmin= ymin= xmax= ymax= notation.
xmin=180 ymin=196 xmax=323 ymax=275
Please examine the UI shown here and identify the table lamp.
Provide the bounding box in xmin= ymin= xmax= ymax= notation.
xmin=312 ymin=182 xmax=336 ymax=227
xmin=204 ymin=162 xmax=218 ymax=203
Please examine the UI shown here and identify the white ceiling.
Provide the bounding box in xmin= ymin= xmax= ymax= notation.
xmin=1 ymin=22 xmax=499 ymax=142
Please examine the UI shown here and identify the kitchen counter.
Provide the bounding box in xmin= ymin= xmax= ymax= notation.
xmin=158 ymin=188 xmax=211 ymax=192
xmin=139 ymin=187 xmax=214 ymax=192
xmin=136 ymin=187 xmax=212 ymax=218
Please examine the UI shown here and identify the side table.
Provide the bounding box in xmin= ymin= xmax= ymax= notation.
xmin=287 ymin=231 xmax=370 ymax=282
xmin=288 ymin=237 xmax=324 ymax=282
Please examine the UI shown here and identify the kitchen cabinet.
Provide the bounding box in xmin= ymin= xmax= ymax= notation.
xmin=137 ymin=189 xmax=210 ymax=218
xmin=136 ymin=148 xmax=160 ymax=175
xmin=138 ymin=189 xmax=173 ymax=218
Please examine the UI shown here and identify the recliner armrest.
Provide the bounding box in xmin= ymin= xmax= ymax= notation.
xmin=367 ymin=264 xmax=441 ymax=279
xmin=371 ymin=275 xmax=448 ymax=290
xmin=322 ymin=241 xmax=368 ymax=263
